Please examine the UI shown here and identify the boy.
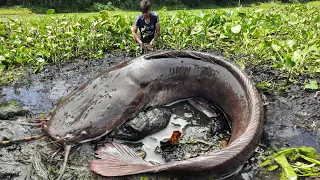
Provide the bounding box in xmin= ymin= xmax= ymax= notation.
xmin=132 ymin=0 xmax=160 ymax=50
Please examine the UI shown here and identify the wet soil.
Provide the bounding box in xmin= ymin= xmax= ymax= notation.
xmin=112 ymin=99 xmax=231 ymax=164
xmin=0 ymin=52 xmax=320 ymax=180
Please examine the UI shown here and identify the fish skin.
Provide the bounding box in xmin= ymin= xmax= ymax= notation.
xmin=43 ymin=51 xmax=264 ymax=178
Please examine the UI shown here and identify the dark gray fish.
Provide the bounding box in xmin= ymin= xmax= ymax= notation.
xmin=42 ymin=51 xmax=264 ymax=178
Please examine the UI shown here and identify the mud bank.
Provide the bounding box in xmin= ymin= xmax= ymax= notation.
xmin=0 ymin=52 xmax=319 ymax=180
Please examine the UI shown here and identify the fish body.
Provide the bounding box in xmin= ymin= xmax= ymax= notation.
xmin=43 ymin=51 xmax=264 ymax=178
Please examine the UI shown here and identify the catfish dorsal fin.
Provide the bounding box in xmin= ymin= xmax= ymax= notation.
xmin=90 ymin=142 xmax=156 ymax=177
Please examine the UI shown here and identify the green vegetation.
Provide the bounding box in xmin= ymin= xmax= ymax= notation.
xmin=0 ymin=3 xmax=319 ymax=86
xmin=260 ymin=147 xmax=320 ymax=179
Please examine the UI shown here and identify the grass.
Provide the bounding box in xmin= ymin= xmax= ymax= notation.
xmin=0 ymin=5 xmax=33 ymax=15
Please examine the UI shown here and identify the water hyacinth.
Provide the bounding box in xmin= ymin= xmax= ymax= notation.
xmin=0 ymin=4 xmax=319 ymax=77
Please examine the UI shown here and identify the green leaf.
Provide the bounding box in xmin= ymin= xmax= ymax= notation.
xmin=274 ymin=154 xmax=298 ymax=180
xmin=0 ymin=55 xmax=5 ymax=61
xmin=120 ymin=43 xmax=124 ymax=50
xmin=64 ymin=32 xmax=73 ymax=37
xmin=191 ymin=25 xmax=203 ymax=35
xmin=304 ymin=80 xmax=319 ymax=90
xmin=271 ymin=44 xmax=281 ymax=52
xmin=259 ymin=42 xmax=265 ymax=49
xmin=285 ymin=58 xmax=295 ymax=69
xmin=36 ymin=58 xmax=45 ymax=63
xmin=299 ymin=147 xmax=319 ymax=159
xmin=139 ymin=176 xmax=148 ymax=180
xmin=96 ymin=34 xmax=103 ymax=38
xmin=287 ymin=40 xmax=295 ymax=49
xmin=299 ymin=154 xmax=320 ymax=165
xmin=0 ymin=24 xmax=4 ymax=31
xmin=161 ymin=6 xmax=167 ymax=11
xmin=0 ymin=65 xmax=5 ymax=71
xmin=231 ymin=24 xmax=241 ymax=34
xmin=260 ymin=159 xmax=273 ymax=167
xmin=268 ymin=165 xmax=279 ymax=171
xmin=293 ymin=50 xmax=302 ymax=61
xmin=46 ymin=9 xmax=55 ymax=15
xmin=13 ymin=39 xmax=21 ymax=45
xmin=26 ymin=37 xmax=33 ymax=42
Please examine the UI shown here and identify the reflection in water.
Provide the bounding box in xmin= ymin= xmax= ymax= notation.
xmin=140 ymin=114 xmax=189 ymax=163
xmin=1 ymin=80 xmax=70 ymax=114
xmin=134 ymin=99 xmax=231 ymax=164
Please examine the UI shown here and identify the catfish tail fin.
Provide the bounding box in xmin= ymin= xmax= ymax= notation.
xmin=90 ymin=142 xmax=156 ymax=177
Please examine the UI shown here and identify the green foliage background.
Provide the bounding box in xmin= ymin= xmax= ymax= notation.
xmin=2 ymin=0 xmax=317 ymax=12
xmin=1 ymin=4 xmax=319 ymax=76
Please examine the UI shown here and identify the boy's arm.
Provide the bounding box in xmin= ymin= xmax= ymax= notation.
xmin=132 ymin=16 xmax=142 ymax=45
xmin=132 ymin=26 xmax=142 ymax=45
xmin=150 ymin=15 xmax=161 ymax=46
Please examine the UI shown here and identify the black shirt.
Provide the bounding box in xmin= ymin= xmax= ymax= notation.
xmin=134 ymin=12 xmax=160 ymax=43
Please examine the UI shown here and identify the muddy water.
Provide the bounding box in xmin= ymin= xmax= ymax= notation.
xmin=117 ymin=99 xmax=230 ymax=164
xmin=0 ymin=53 xmax=320 ymax=180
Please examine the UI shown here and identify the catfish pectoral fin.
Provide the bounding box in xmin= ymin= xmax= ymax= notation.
xmin=90 ymin=142 xmax=155 ymax=176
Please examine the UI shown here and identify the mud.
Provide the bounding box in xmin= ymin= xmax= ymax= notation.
xmin=0 ymin=52 xmax=320 ymax=180
xmin=113 ymin=99 xmax=231 ymax=164
xmin=154 ymin=100 xmax=230 ymax=163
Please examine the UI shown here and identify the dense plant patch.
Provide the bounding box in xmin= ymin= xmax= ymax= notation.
xmin=0 ymin=4 xmax=319 ymax=82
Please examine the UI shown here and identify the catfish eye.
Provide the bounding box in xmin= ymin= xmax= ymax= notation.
xmin=80 ymin=131 xmax=88 ymax=136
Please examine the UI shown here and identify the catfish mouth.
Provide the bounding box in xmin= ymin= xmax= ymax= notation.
xmin=41 ymin=122 xmax=76 ymax=146
xmin=42 ymin=122 xmax=108 ymax=146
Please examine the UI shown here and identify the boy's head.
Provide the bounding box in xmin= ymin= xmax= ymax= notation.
xmin=140 ymin=0 xmax=151 ymax=18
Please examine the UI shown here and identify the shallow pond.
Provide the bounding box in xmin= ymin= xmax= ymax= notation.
xmin=0 ymin=52 xmax=319 ymax=180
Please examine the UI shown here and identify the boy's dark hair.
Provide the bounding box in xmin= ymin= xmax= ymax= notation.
xmin=140 ymin=0 xmax=151 ymax=12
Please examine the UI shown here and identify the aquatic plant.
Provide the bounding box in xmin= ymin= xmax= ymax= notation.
xmin=0 ymin=4 xmax=319 ymax=83
xmin=260 ymin=147 xmax=320 ymax=179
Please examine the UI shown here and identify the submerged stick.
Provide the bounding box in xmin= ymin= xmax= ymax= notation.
xmin=0 ymin=134 xmax=45 ymax=146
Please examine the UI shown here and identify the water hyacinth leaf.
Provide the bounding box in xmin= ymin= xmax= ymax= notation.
xmin=293 ymin=50 xmax=302 ymax=61
xmin=304 ymin=80 xmax=319 ymax=90
xmin=36 ymin=58 xmax=45 ymax=63
xmin=0 ymin=56 xmax=5 ymax=61
xmin=64 ymin=32 xmax=73 ymax=37
xmin=287 ymin=40 xmax=295 ymax=49
xmin=285 ymin=58 xmax=295 ymax=69
xmin=271 ymin=44 xmax=281 ymax=52
xmin=299 ymin=154 xmax=320 ymax=165
xmin=13 ymin=39 xmax=22 ymax=45
xmin=274 ymin=154 xmax=298 ymax=180
xmin=259 ymin=42 xmax=266 ymax=49
xmin=260 ymin=159 xmax=274 ymax=167
xmin=307 ymin=45 xmax=318 ymax=53
xmin=191 ymin=25 xmax=203 ymax=35
xmin=26 ymin=37 xmax=33 ymax=42
xmin=46 ymin=9 xmax=55 ymax=15
xmin=161 ymin=6 xmax=167 ymax=11
xmin=140 ymin=177 xmax=148 ymax=180
xmin=298 ymin=147 xmax=319 ymax=159
xmin=267 ymin=165 xmax=279 ymax=171
xmin=231 ymin=24 xmax=241 ymax=34
xmin=96 ymin=34 xmax=103 ymax=38
xmin=238 ymin=12 xmax=246 ymax=18
xmin=0 ymin=65 xmax=5 ymax=71
xmin=276 ymin=40 xmax=285 ymax=47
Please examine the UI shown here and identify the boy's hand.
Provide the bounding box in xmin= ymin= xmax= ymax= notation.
xmin=147 ymin=43 xmax=153 ymax=49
